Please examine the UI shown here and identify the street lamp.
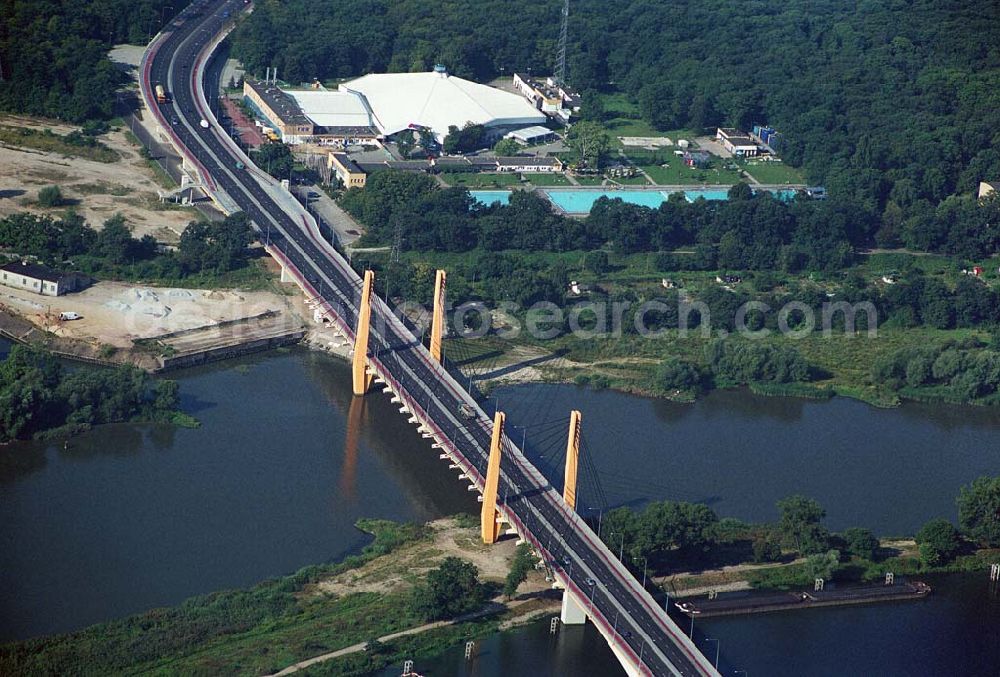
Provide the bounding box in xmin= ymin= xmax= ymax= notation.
xmin=704 ymin=637 xmax=720 ymax=670
xmin=633 ymin=555 xmax=648 ymax=589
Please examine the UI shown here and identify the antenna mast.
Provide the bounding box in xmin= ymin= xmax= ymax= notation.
xmin=555 ymin=0 xmax=569 ymax=84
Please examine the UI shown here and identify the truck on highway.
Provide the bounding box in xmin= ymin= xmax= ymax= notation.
xmin=155 ymin=84 xmax=169 ymax=104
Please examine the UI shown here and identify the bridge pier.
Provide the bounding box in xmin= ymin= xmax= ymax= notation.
xmin=560 ymin=589 xmax=587 ymax=625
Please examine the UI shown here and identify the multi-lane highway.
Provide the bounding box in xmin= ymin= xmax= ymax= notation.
xmin=141 ymin=3 xmax=719 ymax=674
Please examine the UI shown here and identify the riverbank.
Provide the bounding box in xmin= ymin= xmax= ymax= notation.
xmin=5 ymin=514 xmax=993 ymax=676
xmin=0 ymin=517 xmax=557 ymax=676
xmin=448 ymin=325 xmax=996 ymax=409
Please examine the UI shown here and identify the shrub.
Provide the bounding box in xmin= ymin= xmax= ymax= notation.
xmin=37 ymin=185 xmax=65 ymax=207
xmin=915 ymin=518 xmax=962 ymax=566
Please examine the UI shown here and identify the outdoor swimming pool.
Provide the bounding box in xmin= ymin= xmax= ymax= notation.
xmin=469 ymin=190 xmax=511 ymax=206
xmin=545 ymin=189 xmax=671 ymax=213
xmin=471 ymin=187 xmax=800 ymax=212
xmin=545 ymin=188 xmax=799 ymax=213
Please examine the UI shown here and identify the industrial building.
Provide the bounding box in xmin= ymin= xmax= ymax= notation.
xmin=340 ymin=65 xmax=547 ymax=143
xmin=511 ymin=73 xmax=581 ymax=121
xmin=243 ymin=78 xmax=379 ymax=146
xmin=716 ymin=128 xmax=761 ymax=157
xmin=0 ymin=261 xmax=87 ymax=297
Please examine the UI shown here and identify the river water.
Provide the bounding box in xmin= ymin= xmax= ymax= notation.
xmin=2 ymin=339 xmax=998 ymax=674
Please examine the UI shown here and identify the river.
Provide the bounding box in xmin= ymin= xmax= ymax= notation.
xmin=2 ymin=339 xmax=998 ymax=674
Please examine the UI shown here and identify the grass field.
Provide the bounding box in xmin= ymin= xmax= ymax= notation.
xmin=610 ymin=173 xmax=651 ymax=185
xmin=526 ymin=172 xmax=573 ymax=187
xmin=0 ymin=125 xmax=118 ymax=162
xmin=440 ymin=172 xmax=524 ymax=188
xmin=640 ymin=161 xmax=743 ymax=186
xmin=742 ymin=161 xmax=805 ymax=184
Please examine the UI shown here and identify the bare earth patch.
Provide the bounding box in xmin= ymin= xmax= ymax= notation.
xmin=313 ymin=518 xmax=548 ymax=598
xmin=0 ymin=279 xmax=298 ymax=349
xmin=0 ymin=114 xmax=199 ymax=243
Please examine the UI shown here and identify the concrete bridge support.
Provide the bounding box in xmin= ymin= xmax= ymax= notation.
xmin=560 ymin=588 xmax=588 ymax=625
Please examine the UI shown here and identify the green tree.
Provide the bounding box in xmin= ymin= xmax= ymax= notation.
xmin=841 ymin=527 xmax=879 ymax=560
xmin=916 ymin=518 xmax=962 ymax=566
xmin=493 ymin=138 xmax=522 ymax=156
xmin=751 ymin=533 xmax=782 ymax=563
xmin=253 ymin=142 xmax=295 ymax=179
xmin=503 ymin=543 xmax=536 ymax=599
xmin=95 ymin=214 xmax=135 ymax=264
xmin=583 ymin=250 xmax=609 ymax=275
xmin=804 ymin=549 xmax=840 ymax=581
xmin=777 ymin=495 xmax=829 ymax=555
xmin=957 ymin=476 xmax=1000 ymax=547
xmin=566 ymin=121 xmax=610 ymax=169
xmin=655 ymin=357 xmax=701 ymax=393
xmin=410 ymin=557 xmax=486 ymax=621
xmin=37 ymin=185 xmax=65 ymax=208
xmin=442 ymin=123 xmax=486 ymax=154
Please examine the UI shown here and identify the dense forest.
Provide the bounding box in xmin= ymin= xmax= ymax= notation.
xmin=0 ymin=210 xmax=255 ymax=279
xmin=0 ymin=344 xmax=185 ymax=442
xmin=342 ymin=171 xmax=1000 ymax=268
xmin=0 ymin=0 xmax=191 ymax=120
xmin=233 ymin=0 xmax=1000 ymax=225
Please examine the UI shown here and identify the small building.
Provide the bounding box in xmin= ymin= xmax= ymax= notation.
xmin=979 ymin=181 xmax=999 ymax=200
xmin=1 ymin=261 xmax=87 ymax=296
xmin=328 ymin=153 xmax=367 ymax=188
xmin=496 ymin=156 xmax=563 ymax=173
xmin=683 ymin=150 xmax=711 ymax=168
xmin=716 ymin=128 xmax=760 ymax=157
xmin=504 ymin=125 xmax=558 ymax=145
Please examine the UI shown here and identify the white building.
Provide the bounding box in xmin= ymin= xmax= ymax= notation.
xmin=1 ymin=261 xmax=87 ymax=297
xmin=504 ymin=125 xmax=558 ymax=145
xmin=340 ymin=66 xmax=547 ymax=143
xmin=716 ymin=128 xmax=760 ymax=157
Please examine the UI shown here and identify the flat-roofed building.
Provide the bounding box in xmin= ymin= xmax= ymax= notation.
xmin=284 ymin=89 xmax=379 ymax=147
xmin=0 ymin=261 xmax=87 ymax=296
xmin=505 ymin=125 xmax=558 ymax=145
xmin=716 ymin=128 xmax=760 ymax=157
xmin=328 ymin=153 xmax=367 ymax=188
xmin=243 ymin=79 xmax=379 ymax=146
xmin=979 ymin=181 xmax=1000 ymax=200
xmin=243 ymin=79 xmax=314 ymax=144
xmin=512 ymin=74 xmax=581 ymax=121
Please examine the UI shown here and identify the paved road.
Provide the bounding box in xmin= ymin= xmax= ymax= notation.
xmin=142 ymin=3 xmax=719 ymax=675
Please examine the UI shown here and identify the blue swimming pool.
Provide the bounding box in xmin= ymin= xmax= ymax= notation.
xmin=683 ymin=188 xmax=731 ymax=201
xmin=544 ymin=187 xmax=799 ymax=213
xmin=545 ymin=190 xmax=673 ymax=213
xmin=469 ymin=190 xmax=511 ymax=206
